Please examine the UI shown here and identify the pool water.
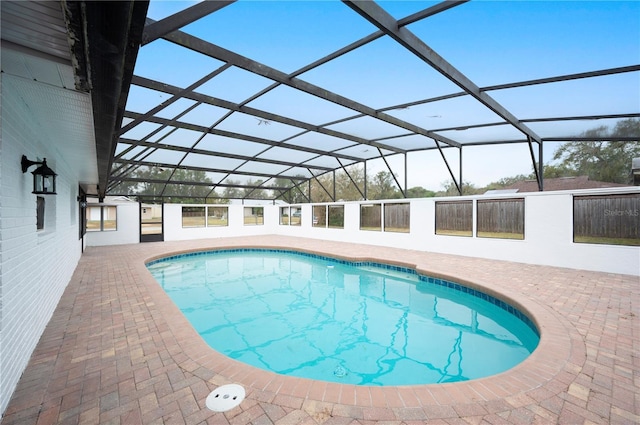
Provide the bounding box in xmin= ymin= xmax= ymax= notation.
xmin=147 ymin=249 xmax=539 ymax=386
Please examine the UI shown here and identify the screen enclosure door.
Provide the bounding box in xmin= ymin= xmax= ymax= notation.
xmin=140 ymin=201 xmax=163 ymax=242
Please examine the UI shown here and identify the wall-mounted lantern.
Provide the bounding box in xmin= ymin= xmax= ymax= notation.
xmin=21 ymin=155 xmax=57 ymax=195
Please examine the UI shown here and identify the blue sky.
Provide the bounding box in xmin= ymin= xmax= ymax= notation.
xmin=132 ymin=1 xmax=640 ymax=190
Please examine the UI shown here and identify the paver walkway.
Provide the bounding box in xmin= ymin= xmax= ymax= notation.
xmin=1 ymin=236 xmax=638 ymax=424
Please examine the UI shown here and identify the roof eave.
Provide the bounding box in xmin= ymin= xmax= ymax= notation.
xmin=63 ymin=0 xmax=149 ymax=199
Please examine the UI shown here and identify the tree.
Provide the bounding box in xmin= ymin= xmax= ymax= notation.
xmin=241 ymin=179 xmax=268 ymax=199
xmin=487 ymin=174 xmax=534 ymax=190
xmin=538 ymin=163 xmax=579 ymax=179
xmin=109 ymin=166 xmax=220 ymax=203
xmin=552 ymin=118 xmax=640 ymax=184
xmin=335 ymin=165 xmax=366 ymax=201
xmin=109 ymin=165 xmax=172 ymax=197
xmin=220 ymin=179 xmax=244 ymax=200
xmin=437 ymin=180 xmax=482 ymax=196
xmin=406 ymin=186 xmax=436 ymax=198
xmin=273 ymin=177 xmax=309 ymax=203
xmin=310 ymin=173 xmax=335 ymax=203
xmin=163 ymin=169 xmax=216 ymax=203
xmin=367 ymin=171 xmax=401 ymax=200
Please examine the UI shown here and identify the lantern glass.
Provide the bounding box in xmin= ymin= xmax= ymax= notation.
xmin=31 ymin=161 xmax=57 ymax=194
xmin=33 ymin=174 xmax=44 ymax=193
xmin=33 ymin=174 xmax=55 ymax=194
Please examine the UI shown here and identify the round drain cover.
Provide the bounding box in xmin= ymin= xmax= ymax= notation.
xmin=205 ymin=384 xmax=245 ymax=412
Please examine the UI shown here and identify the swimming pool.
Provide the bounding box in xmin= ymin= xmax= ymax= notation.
xmin=147 ymin=249 xmax=539 ymax=386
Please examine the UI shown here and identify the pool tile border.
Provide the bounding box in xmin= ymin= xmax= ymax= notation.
xmin=140 ymin=239 xmax=580 ymax=410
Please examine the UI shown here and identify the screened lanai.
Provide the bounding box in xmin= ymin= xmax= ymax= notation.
xmin=2 ymin=2 xmax=640 ymax=423
xmin=3 ymin=0 xmax=638 ymax=202
xmin=96 ymin=0 xmax=640 ymax=203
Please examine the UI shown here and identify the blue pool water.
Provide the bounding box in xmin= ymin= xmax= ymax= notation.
xmin=147 ymin=249 xmax=539 ymax=386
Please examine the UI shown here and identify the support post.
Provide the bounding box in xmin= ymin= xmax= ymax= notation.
xmin=404 ymin=153 xmax=408 ymax=198
xmin=459 ymin=147 xmax=463 ymax=196
xmin=364 ymin=161 xmax=368 ymax=200
xmin=539 ymin=141 xmax=544 ymax=191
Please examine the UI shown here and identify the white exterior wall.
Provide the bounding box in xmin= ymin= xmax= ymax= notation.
xmin=289 ymin=189 xmax=639 ymax=276
xmin=121 ymin=188 xmax=640 ymax=276
xmin=1 ymin=75 xmax=84 ymax=415
xmin=163 ymin=204 xmax=278 ymax=241
xmin=84 ymin=202 xmax=140 ymax=246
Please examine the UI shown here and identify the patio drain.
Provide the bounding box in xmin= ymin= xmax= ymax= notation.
xmin=205 ymin=384 xmax=245 ymax=412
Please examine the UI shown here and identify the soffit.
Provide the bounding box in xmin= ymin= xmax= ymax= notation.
xmin=1 ymin=1 xmax=98 ymax=190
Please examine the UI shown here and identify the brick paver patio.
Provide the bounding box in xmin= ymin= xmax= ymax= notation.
xmin=2 ymin=236 xmax=638 ymax=424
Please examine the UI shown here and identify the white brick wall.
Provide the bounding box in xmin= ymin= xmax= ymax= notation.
xmin=1 ymin=75 xmax=83 ymax=416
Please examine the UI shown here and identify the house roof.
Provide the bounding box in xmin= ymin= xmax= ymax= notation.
xmin=499 ymin=176 xmax=629 ymax=193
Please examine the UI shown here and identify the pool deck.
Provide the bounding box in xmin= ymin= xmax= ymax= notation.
xmin=2 ymin=235 xmax=638 ymax=425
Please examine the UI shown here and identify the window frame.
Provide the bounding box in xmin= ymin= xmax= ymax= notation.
xmin=244 ymin=206 xmax=264 ymax=226
xmin=360 ymin=203 xmax=381 ymax=231
xmin=383 ymin=202 xmax=410 ymax=233
xmin=181 ymin=206 xmax=206 ymax=228
xmin=435 ymin=200 xmax=473 ymax=237
xmin=573 ymin=193 xmax=640 ymax=246
xmin=36 ymin=196 xmax=45 ymax=231
xmin=85 ymin=204 xmax=118 ymax=232
xmin=476 ymin=198 xmax=525 ymax=240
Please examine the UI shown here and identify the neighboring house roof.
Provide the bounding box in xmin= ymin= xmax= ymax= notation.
xmin=106 ymin=196 xmax=136 ymax=203
xmin=483 ymin=189 xmax=520 ymax=196
xmin=86 ymin=196 xmax=137 ymax=204
xmin=494 ymin=176 xmax=629 ymax=193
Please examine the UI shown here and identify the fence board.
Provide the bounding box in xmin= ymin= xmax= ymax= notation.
xmin=477 ymin=199 xmax=524 ymax=235
xmin=384 ymin=203 xmax=410 ymax=232
xmin=360 ymin=204 xmax=381 ymax=230
xmin=574 ymin=194 xmax=640 ymax=239
xmin=435 ymin=201 xmax=472 ymax=234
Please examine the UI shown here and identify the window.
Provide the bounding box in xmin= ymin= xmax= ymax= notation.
xmin=290 ymin=206 xmax=301 ymax=226
xmin=360 ymin=203 xmax=381 ymax=231
xmin=36 ymin=196 xmax=45 ymax=230
xmin=244 ymin=206 xmax=264 ymax=225
xmin=86 ymin=205 xmax=117 ymax=232
xmin=279 ymin=207 xmax=289 ymax=225
xmin=477 ymin=198 xmax=524 ymax=240
xmin=181 ymin=206 xmax=228 ymax=228
xmin=313 ymin=205 xmax=326 ymax=227
xmin=435 ymin=201 xmax=472 ymax=237
xmin=328 ymin=205 xmax=344 ymax=229
xmin=384 ymin=203 xmax=410 ymax=233
xmin=280 ymin=206 xmax=302 ymax=226
xmin=573 ymin=193 xmax=639 ymax=246
xmin=182 ymin=206 xmax=205 ymax=228
xmin=207 ymin=206 xmax=228 ymax=227
xmin=103 ymin=206 xmax=117 ymax=230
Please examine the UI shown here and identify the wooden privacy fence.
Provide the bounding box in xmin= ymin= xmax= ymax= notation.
xmin=181 ymin=206 xmax=205 ymax=217
xmin=435 ymin=201 xmax=472 ymax=232
xmin=477 ymin=199 xmax=525 ymax=235
xmin=574 ymin=193 xmax=640 ymax=239
xmin=384 ymin=203 xmax=410 ymax=231
xmin=360 ymin=204 xmax=381 ymax=229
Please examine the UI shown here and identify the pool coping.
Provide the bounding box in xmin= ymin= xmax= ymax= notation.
xmin=138 ymin=240 xmax=585 ymax=415
xmin=8 ymin=234 xmax=638 ymax=424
